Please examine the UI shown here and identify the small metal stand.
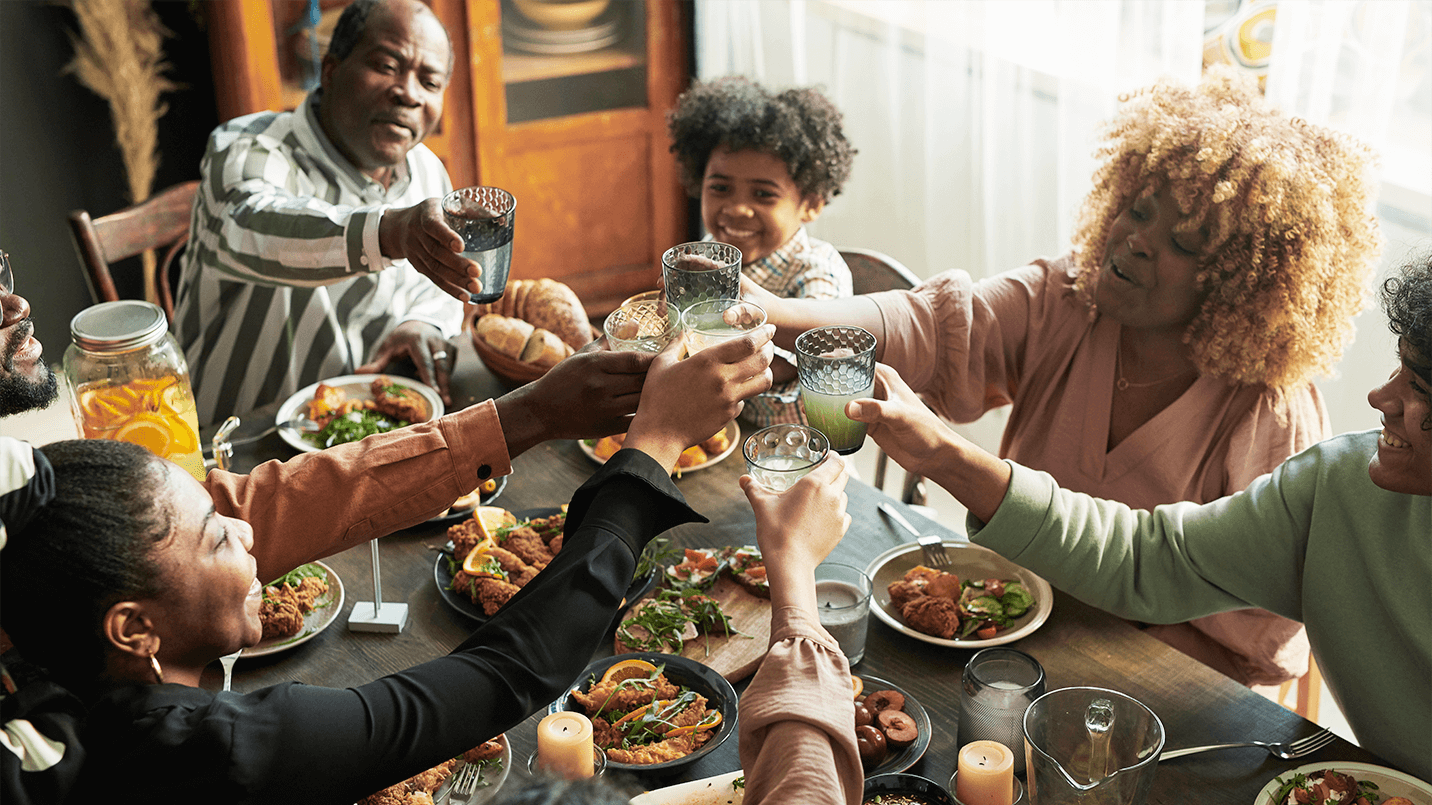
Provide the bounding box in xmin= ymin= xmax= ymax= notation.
xmin=348 ymin=539 xmax=408 ymax=633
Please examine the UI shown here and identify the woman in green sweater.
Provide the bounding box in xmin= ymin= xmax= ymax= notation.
xmin=847 ymin=255 xmax=1431 ymax=780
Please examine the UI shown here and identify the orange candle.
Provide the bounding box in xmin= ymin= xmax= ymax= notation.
xmin=956 ymin=740 xmax=1015 ymax=805
xmin=536 ymin=711 xmax=594 ymax=779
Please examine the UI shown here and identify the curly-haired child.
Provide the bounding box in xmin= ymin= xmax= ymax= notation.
xmin=668 ymin=76 xmax=858 ymax=428
xmin=748 ymin=65 xmax=1383 ymax=694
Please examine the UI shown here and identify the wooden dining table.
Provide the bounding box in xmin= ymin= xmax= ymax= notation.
xmin=210 ymin=341 xmax=1389 ymax=803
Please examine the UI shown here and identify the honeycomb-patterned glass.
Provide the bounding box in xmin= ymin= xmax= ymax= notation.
xmin=661 ymin=241 xmax=742 ymax=321
xmin=794 ymin=326 xmax=877 ymax=395
xmin=442 ymin=186 xmax=516 ymax=304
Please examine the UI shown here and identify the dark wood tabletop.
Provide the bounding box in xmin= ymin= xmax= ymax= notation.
xmin=211 ymin=342 xmax=1387 ymax=802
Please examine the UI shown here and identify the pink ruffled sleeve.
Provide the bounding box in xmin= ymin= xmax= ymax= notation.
xmin=738 ymin=606 xmax=863 ymax=805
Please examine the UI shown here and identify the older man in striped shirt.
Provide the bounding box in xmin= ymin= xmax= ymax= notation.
xmin=174 ymin=0 xmax=481 ymax=426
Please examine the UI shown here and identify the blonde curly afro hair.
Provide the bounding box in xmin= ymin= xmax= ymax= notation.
xmin=1070 ymin=66 xmax=1382 ymax=392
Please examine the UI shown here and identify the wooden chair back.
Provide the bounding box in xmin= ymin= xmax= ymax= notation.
xmin=67 ymin=180 xmax=200 ymax=323
xmin=838 ymin=248 xmax=927 ymax=505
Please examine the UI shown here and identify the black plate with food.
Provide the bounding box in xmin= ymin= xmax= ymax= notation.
xmin=426 ymin=475 xmax=508 ymax=524
xmin=435 ymin=508 xmax=658 ymax=625
xmin=862 ymin=773 xmax=955 ymax=805
xmin=855 ymin=674 xmax=932 ymax=778
xmin=550 ymin=652 xmax=738 ymax=776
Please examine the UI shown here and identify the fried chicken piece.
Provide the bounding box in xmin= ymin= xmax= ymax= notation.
xmin=289 ymin=576 xmax=329 ymax=609
xmin=259 ymin=598 xmax=304 ymax=640
xmin=487 ymin=546 xmax=536 ymax=577
xmin=464 ymin=739 xmax=504 ymax=762
xmin=605 ymin=733 xmax=699 ymax=765
xmin=528 ymin=514 xmax=565 ymax=544
xmin=370 ymin=375 xmax=427 ymax=423
xmin=473 ymin=577 xmax=521 ymax=616
xmin=356 ymin=757 xmax=459 ymax=805
xmin=700 ymin=429 xmax=731 ymax=455
xmin=569 ymin=674 xmax=680 ymax=716
xmin=903 ymin=565 xmax=942 ymax=585
xmin=900 ymin=595 xmax=961 ymax=639
xmin=548 ymin=533 xmax=563 ymax=555
xmin=448 ymin=518 xmax=489 ymax=560
xmin=502 ymin=527 xmax=553 ymax=569
xmin=887 ymin=580 xmax=927 ymax=611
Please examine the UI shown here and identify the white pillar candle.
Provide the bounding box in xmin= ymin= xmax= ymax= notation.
xmin=537 ymin=711 xmax=594 ymax=779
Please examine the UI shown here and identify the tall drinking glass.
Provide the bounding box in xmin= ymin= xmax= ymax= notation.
xmin=442 ymin=186 xmax=516 ymax=304
xmin=661 ymin=241 xmax=742 ymax=325
xmin=958 ymin=648 xmax=1046 ymax=775
xmin=814 ymin=563 xmax=872 ymax=665
xmin=681 ymin=299 xmax=766 ymax=354
xmin=743 ymin=424 xmax=828 ymax=492
xmin=795 ymin=326 xmax=877 ymax=455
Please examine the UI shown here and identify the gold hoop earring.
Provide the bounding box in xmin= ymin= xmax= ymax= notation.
xmin=149 ymin=654 xmax=165 ymax=685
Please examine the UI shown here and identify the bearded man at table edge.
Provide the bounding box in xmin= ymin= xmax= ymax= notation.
xmin=2 ymin=244 xmax=780 ymax=803
xmin=173 ymin=0 xmax=480 ymax=427
xmin=847 ymin=255 xmax=1432 ymax=781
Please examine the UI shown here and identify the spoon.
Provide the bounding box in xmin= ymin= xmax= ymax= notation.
xmin=220 ymin=649 xmax=242 ymax=692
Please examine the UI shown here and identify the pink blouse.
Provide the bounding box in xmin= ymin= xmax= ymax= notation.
xmin=871 ymin=256 xmax=1329 ymax=685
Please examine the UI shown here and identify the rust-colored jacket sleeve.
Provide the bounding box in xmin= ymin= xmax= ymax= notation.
xmin=203 ymin=401 xmax=511 ymax=583
xmin=739 ymin=606 xmax=863 ymax=805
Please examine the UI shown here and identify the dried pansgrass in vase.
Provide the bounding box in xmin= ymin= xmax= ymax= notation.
xmin=63 ymin=0 xmax=177 ymax=305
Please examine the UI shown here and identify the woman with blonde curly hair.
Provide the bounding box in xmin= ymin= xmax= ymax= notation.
xmin=747 ymin=66 xmax=1382 ymax=692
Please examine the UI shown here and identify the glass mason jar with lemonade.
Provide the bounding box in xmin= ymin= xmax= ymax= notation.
xmin=63 ymin=301 xmax=205 ymax=480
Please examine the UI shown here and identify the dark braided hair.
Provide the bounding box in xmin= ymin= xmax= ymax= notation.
xmin=667 ymin=76 xmax=856 ymax=203
xmin=1383 ymin=252 xmax=1432 ymax=430
xmin=0 ymin=439 xmax=171 ymax=691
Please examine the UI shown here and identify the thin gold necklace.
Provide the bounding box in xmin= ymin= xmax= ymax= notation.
xmin=1116 ymin=346 xmax=1197 ymax=391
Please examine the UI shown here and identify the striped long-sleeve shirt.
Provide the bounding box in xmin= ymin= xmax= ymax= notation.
xmin=173 ymin=93 xmax=461 ymax=426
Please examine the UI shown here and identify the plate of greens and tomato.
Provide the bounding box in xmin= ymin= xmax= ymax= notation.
xmin=275 ymin=374 xmax=443 ymax=454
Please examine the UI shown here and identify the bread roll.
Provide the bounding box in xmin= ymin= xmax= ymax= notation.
xmin=476 ymin=314 xmax=534 ymax=359
xmin=520 ymin=328 xmax=569 ymax=368
xmin=522 ymin=279 xmax=591 ymax=350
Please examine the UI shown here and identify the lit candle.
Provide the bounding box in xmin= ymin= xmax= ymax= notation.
xmin=537 ymin=711 xmax=594 ymax=779
xmin=956 ymin=740 xmax=1015 ymax=805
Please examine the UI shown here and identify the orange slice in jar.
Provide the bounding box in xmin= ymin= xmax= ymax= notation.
xmin=114 ymin=414 xmax=176 ymax=457
xmin=600 ymin=658 xmax=659 ymax=686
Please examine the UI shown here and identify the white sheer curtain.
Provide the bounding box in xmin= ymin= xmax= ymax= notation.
xmin=694 ymin=0 xmax=1431 ymax=436
xmin=694 ymin=0 xmax=1206 ymax=282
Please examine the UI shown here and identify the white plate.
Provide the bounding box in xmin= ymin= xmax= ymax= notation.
xmin=865 ymin=541 xmax=1053 ymax=648
xmin=243 ymin=561 xmax=345 ymax=658
xmin=1254 ymin=761 xmax=1432 ymax=804
xmin=276 ymin=374 xmax=444 ymax=454
xmin=579 ymin=421 xmax=741 ymax=475
xmin=434 ymin=735 xmax=511 ymax=805
xmin=629 ymin=770 xmax=745 ymax=805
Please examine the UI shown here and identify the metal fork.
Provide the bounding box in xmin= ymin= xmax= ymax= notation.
xmin=449 ymin=762 xmax=481 ymax=801
xmin=1161 ymin=727 xmax=1337 ymax=760
xmin=878 ymin=501 xmax=950 ymax=568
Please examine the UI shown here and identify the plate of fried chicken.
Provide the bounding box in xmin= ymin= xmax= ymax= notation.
xmin=249 ymin=561 xmax=345 ymax=658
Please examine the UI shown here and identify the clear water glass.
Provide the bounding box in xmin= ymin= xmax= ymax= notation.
xmin=604 ymin=299 xmax=675 ymax=353
xmin=958 ymin=647 xmax=1046 ymax=775
xmin=795 ymin=326 xmax=877 ymax=455
xmin=681 ymin=298 xmax=766 ymax=354
xmin=661 ymin=241 xmax=742 ymax=324
xmin=743 ymin=423 xmax=828 ymax=492
xmin=814 ymin=562 xmax=872 ymax=665
xmin=442 ymin=186 xmax=516 ymax=304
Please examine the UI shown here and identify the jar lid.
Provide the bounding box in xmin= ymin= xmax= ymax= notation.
xmin=69 ymin=301 xmax=168 ymax=352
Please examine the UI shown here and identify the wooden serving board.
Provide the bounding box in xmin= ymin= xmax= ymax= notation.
xmin=620 ymin=576 xmax=773 ymax=683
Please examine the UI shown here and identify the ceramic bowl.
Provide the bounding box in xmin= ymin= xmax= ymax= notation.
xmin=511 ymin=0 xmax=612 ymax=31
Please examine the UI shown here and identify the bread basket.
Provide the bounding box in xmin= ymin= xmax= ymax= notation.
xmin=465 ymin=278 xmax=594 ymax=387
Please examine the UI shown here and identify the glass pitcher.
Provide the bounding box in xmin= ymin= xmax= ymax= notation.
xmin=1022 ymin=687 xmax=1164 ymax=804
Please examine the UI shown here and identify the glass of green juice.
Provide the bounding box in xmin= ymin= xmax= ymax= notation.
xmin=795 ymin=325 xmax=877 ymax=455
